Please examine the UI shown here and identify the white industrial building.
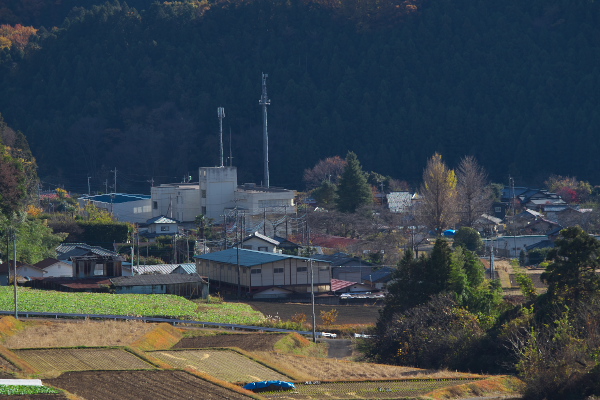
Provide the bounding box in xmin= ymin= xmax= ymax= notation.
xmin=151 ymin=183 xmax=202 ymax=223
xmin=78 ymin=193 xmax=152 ymax=224
xmin=150 ymin=166 xmax=296 ymax=223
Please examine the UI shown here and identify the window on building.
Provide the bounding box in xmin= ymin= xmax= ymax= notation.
xmin=201 ymin=189 xmax=206 ymax=198
xmin=153 ymin=201 xmax=158 ymax=210
xmin=297 ymin=266 xmax=307 ymax=272
xmin=161 ymin=226 xmax=170 ymax=231
xmin=201 ymin=206 xmax=206 ymax=215
xmin=251 ymin=268 xmax=262 ymax=274
xmin=495 ymin=206 xmax=502 ymax=213
xmin=257 ymin=246 xmax=268 ymax=252
xmin=274 ymin=268 xmax=284 ymax=273
xmin=242 ymin=245 xmax=252 ymax=250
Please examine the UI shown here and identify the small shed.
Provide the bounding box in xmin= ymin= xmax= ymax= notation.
xmin=111 ymin=274 xmax=207 ymax=299
xmin=171 ymin=263 xmax=197 ymax=275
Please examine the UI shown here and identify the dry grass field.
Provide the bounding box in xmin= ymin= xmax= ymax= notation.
xmin=2 ymin=319 xmax=156 ymax=349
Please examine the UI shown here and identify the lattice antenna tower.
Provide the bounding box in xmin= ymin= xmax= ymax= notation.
xmin=259 ymin=73 xmax=271 ymax=187
xmin=218 ymin=107 xmax=225 ymax=167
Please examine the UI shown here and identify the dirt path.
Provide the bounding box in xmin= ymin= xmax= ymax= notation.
xmin=320 ymin=338 xmax=353 ymax=359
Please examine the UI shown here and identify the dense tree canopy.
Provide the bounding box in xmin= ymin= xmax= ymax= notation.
xmin=0 ymin=0 xmax=599 ymax=192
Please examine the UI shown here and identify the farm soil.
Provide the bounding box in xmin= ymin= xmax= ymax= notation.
xmin=46 ymin=370 xmax=252 ymax=400
xmin=243 ymin=302 xmax=380 ymax=325
xmin=174 ymin=333 xmax=287 ymax=351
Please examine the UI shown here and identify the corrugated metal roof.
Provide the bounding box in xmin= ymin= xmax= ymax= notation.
xmin=79 ymin=193 xmax=151 ymax=204
xmin=133 ymin=264 xmax=180 ymax=274
xmin=195 ymin=248 xmax=323 ymax=267
xmin=331 ymin=278 xmax=357 ymax=291
xmin=146 ymin=215 xmax=179 ymax=224
xmin=111 ymin=274 xmax=204 ymax=287
xmin=172 ymin=263 xmax=197 ymax=274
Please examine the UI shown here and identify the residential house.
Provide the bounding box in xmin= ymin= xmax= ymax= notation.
xmin=362 ymin=266 xmax=395 ymax=290
xmin=474 ymin=214 xmax=504 ymax=236
xmin=522 ymin=218 xmax=562 ymax=235
xmin=195 ymin=248 xmax=331 ymax=296
xmin=78 ymin=193 xmax=152 ymax=224
xmin=144 ymin=215 xmax=179 ymax=238
xmin=56 ymin=243 xmax=124 ymax=278
xmin=484 ymin=235 xmax=548 ymax=258
xmin=0 ymin=261 xmax=41 ymax=284
xmin=240 ymin=232 xmax=282 ymax=253
xmin=272 ymin=236 xmax=301 ymax=254
xmin=33 ymin=258 xmax=73 ymax=278
xmin=310 ymin=253 xmax=373 ymax=282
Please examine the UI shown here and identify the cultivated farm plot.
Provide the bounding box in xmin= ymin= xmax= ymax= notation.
xmin=261 ymin=379 xmax=483 ymax=399
xmin=47 ymin=370 xmax=252 ymax=400
xmin=14 ymin=348 xmax=156 ymax=373
xmin=151 ymin=349 xmax=291 ymax=383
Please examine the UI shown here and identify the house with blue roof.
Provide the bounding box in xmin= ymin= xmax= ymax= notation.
xmin=78 ymin=193 xmax=152 ymax=223
xmin=195 ymin=248 xmax=331 ymax=296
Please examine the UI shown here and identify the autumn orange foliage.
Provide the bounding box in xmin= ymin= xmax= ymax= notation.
xmin=0 ymin=24 xmax=37 ymax=50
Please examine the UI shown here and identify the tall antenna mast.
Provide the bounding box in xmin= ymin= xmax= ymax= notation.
xmin=218 ymin=107 xmax=225 ymax=167
xmin=228 ymin=127 xmax=233 ymax=167
xmin=259 ymin=73 xmax=271 ymax=187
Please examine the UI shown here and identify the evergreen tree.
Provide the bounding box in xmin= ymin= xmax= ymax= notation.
xmin=336 ymin=151 xmax=372 ymax=213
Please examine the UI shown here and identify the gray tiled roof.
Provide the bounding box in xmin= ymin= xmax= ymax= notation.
xmin=56 ymin=243 xmax=119 ymax=261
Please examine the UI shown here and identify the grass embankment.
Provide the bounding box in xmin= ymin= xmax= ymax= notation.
xmin=130 ymin=323 xmax=183 ymax=351
xmin=0 ymin=287 xmax=263 ymax=324
xmin=424 ymin=375 xmax=524 ymax=399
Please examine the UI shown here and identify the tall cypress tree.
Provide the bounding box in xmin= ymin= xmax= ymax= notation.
xmin=336 ymin=151 xmax=372 ymax=213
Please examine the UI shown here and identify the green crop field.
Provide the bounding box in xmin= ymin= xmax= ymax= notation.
xmin=0 ymin=287 xmax=263 ymax=324
xmin=14 ymin=348 xmax=156 ymax=373
xmin=0 ymin=385 xmax=62 ymax=395
xmin=150 ymin=349 xmax=291 ymax=383
xmin=260 ymin=379 xmax=484 ymax=399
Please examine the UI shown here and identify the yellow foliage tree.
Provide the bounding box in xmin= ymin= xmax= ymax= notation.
xmin=417 ymin=153 xmax=458 ymax=235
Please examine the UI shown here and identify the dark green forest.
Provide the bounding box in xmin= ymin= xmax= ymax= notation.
xmin=1 ymin=0 xmax=599 ymax=193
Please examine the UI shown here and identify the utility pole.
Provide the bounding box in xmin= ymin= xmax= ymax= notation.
xmin=12 ymin=228 xmax=18 ymax=319
xmin=218 ymin=107 xmax=225 ymax=167
xmin=259 ymin=73 xmax=271 ymax=188
xmin=112 ymin=168 xmax=117 ymax=193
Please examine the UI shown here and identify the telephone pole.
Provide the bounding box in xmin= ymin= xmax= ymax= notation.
xmin=259 ymin=73 xmax=271 ymax=188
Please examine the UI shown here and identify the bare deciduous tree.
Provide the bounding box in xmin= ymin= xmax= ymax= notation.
xmin=456 ymin=156 xmax=493 ymax=227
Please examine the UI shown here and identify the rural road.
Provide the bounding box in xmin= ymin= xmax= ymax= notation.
xmin=320 ymin=338 xmax=353 ymax=358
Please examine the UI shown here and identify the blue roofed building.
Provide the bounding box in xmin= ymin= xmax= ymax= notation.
xmin=195 ymin=248 xmax=331 ymax=296
xmin=78 ymin=193 xmax=152 ymax=223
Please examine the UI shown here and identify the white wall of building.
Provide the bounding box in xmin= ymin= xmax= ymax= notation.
xmin=199 ymin=167 xmax=238 ymax=221
xmin=235 ymin=185 xmax=296 ymax=215
xmin=151 ymin=184 xmax=201 ymax=222
xmin=78 ymin=195 xmax=153 ymax=224
xmin=485 ymin=235 xmax=547 ymax=258
xmin=196 ymin=258 xmax=330 ymax=292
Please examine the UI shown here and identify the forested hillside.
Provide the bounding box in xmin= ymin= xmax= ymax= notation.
xmin=0 ymin=0 xmax=599 ymax=193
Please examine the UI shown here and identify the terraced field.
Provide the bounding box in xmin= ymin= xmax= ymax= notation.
xmin=261 ymin=379 xmax=484 ymax=399
xmin=151 ymin=349 xmax=291 ymax=383
xmin=13 ymin=348 xmax=156 ymax=373
xmin=46 ymin=370 xmax=252 ymax=400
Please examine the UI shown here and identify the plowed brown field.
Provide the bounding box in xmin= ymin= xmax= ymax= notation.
xmin=46 ymin=370 xmax=252 ymax=400
xmin=244 ymin=302 xmax=380 ymax=326
xmin=174 ymin=333 xmax=287 ymax=351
